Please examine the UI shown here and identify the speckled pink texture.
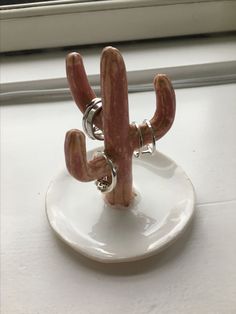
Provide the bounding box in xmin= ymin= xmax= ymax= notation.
xmin=65 ymin=47 xmax=176 ymax=207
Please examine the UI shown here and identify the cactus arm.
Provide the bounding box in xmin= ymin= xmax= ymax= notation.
xmin=129 ymin=74 xmax=176 ymax=150
xmin=150 ymin=74 xmax=176 ymax=140
xmin=66 ymin=53 xmax=103 ymax=129
xmin=65 ymin=129 xmax=109 ymax=182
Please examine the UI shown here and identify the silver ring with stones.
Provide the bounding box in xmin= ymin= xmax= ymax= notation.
xmin=94 ymin=151 xmax=117 ymax=193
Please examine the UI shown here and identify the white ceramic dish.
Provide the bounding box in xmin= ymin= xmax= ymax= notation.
xmin=46 ymin=148 xmax=195 ymax=263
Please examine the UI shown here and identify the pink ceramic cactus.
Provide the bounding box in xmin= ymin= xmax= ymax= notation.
xmin=65 ymin=47 xmax=176 ymax=207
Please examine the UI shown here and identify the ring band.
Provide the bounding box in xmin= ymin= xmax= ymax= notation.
xmin=95 ymin=151 xmax=117 ymax=193
xmin=82 ymin=98 xmax=104 ymax=141
xmin=142 ymin=119 xmax=156 ymax=155
xmin=132 ymin=122 xmax=143 ymax=158
xmin=132 ymin=120 xmax=156 ymax=157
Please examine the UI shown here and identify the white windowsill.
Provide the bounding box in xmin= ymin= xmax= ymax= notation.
xmin=1 ymin=83 xmax=236 ymax=313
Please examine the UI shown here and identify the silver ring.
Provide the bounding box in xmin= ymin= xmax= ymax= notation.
xmin=132 ymin=122 xmax=143 ymax=158
xmin=94 ymin=151 xmax=117 ymax=193
xmin=82 ymin=98 xmax=104 ymax=141
xmin=132 ymin=120 xmax=156 ymax=157
xmin=142 ymin=119 xmax=156 ymax=155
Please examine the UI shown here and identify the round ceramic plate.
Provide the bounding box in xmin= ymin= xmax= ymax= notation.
xmin=46 ymin=148 xmax=195 ymax=263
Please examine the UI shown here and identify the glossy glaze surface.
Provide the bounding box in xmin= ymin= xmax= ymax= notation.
xmin=46 ymin=148 xmax=195 ymax=263
xmin=65 ymin=47 xmax=176 ymax=206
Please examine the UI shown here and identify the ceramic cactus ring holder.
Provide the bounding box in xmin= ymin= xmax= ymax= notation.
xmin=46 ymin=47 xmax=195 ymax=263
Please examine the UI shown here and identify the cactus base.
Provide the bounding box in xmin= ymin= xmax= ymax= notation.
xmin=46 ymin=147 xmax=195 ymax=263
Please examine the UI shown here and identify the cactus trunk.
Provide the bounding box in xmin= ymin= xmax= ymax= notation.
xmin=101 ymin=48 xmax=134 ymax=206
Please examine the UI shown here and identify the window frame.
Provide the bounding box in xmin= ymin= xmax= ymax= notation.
xmin=1 ymin=0 xmax=236 ymax=53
